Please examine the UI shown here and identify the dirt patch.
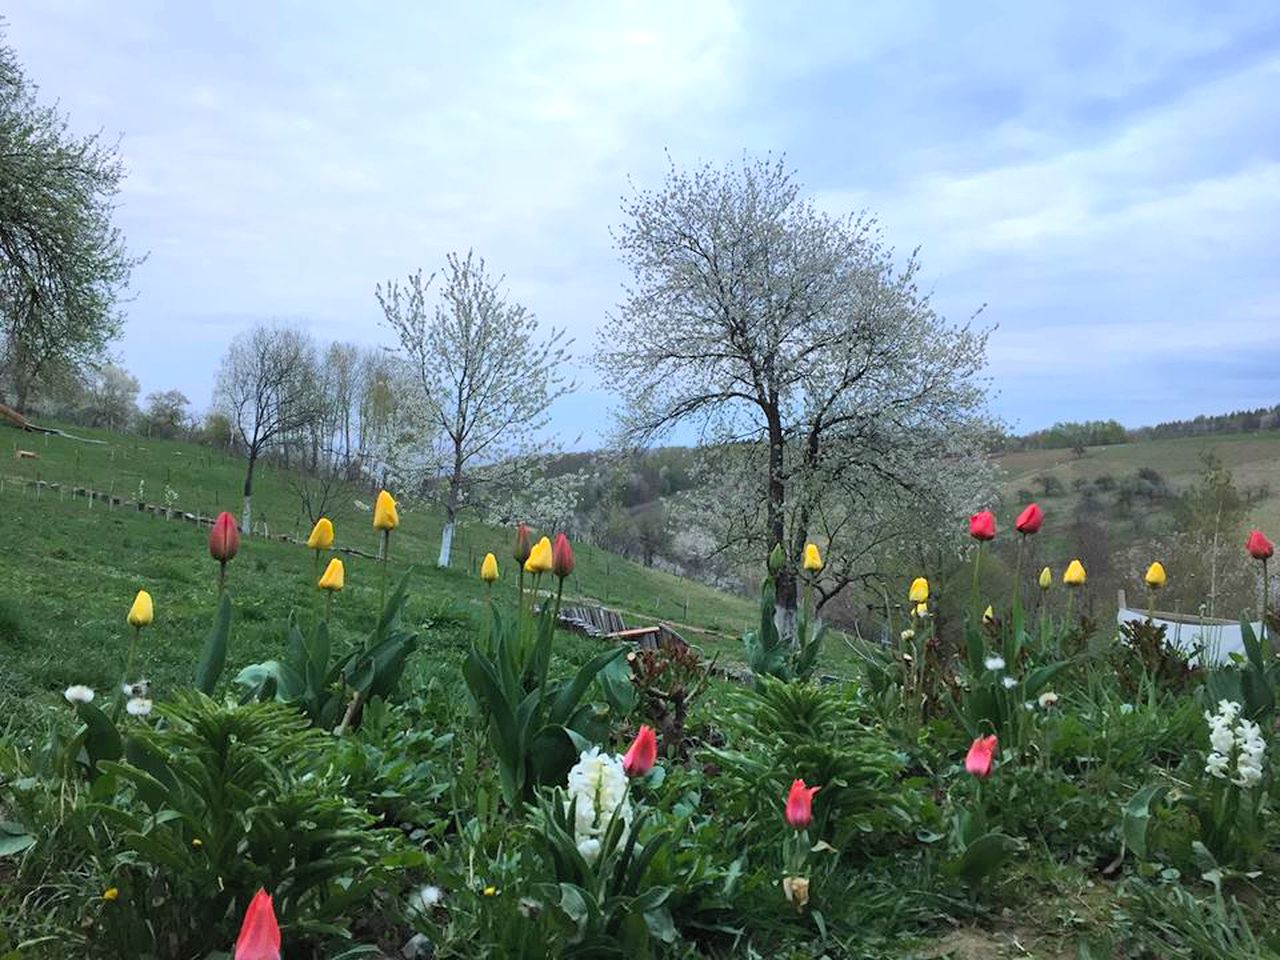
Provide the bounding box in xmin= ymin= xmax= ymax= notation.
xmin=911 ymin=925 xmax=1076 ymax=959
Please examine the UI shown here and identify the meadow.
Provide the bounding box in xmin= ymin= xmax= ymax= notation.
xmin=0 ymin=426 xmax=1279 ymax=959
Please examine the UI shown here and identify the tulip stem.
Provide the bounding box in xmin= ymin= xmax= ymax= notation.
xmin=115 ymin=626 xmax=142 ymax=722
xmin=379 ymin=530 xmax=390 ymax=613
xmin=1262 ymin=559 xmax=1270 ymax=647
xmin=325 ymin=590 xmax=333 ymax=622
xmin=1014 ymin=536 xmax=1024 ymax=618
xmin=218 ymin=561 xmax=227 ymax=596
xmin=971 ymin=543 xmax=983 ymax=623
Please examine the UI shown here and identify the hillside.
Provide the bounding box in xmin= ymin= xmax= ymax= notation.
xmin=0 ymin=425 xmax=759 ymax=718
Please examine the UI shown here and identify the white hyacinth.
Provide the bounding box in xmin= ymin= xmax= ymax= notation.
xmin=984 ymin=656 xmax=1005 ymax=672
xmin=63 ymin=685 xmax=95 ymax=704
xmin=126 ymin=697 xmax=154 ymax=717
xmin=565 ymin=747 xmax=631 ymax=864
xmin=1204 ymin=700 xmax=1266 ymax=787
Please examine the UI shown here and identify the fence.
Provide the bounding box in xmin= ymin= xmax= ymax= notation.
xmin=1116 ymin=590 xmax=1263 ymax=665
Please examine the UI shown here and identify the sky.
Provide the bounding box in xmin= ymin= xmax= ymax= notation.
xmin=6 ymin=1 xmax=1279 ymax=444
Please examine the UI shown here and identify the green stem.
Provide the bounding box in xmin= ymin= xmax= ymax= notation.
xmin=379 ymin=530 xmax=390 ymax=612
xmin=1263 ymin=559 xmax=1270 ymax=647
xmin=1014 ymin=536 xmax=1024 ymax=617
xmin=218 ymin=561 xmax=227 ymax=596
xmin=114 ymin=627 xmax=142 ymax=721
xmin=325 ymin=590 xmax=333 ymax=622
xmin=971 ymin=542 xmax=983 ymax=623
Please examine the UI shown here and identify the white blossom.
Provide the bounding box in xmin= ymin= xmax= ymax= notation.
xmin=984 ymin=656 xmax=1005 ymax=672
xmin=126 ymin=697 xmax=153 ymax=717
xmin=1203 ymin=700 xmax=1265 ymax=787
xmin=1002 ymin=676 xmax=1018 ymax=690
xmin=63 ymin=685 xmax=95 ymax=704
xmin=1037 ymin=691 xmax=1059 ymax=709
xmin=408 ymin=885 xmax=444 ymax=915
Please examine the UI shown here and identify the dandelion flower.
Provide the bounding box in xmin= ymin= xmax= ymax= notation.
xmin=102 ymin=887 xmax=119 ymax=902
xmin=1002 ymin=676 xmax=1018 ymax=690
xmin=1037 ymin=691 xmax=1059 ymax=709
xmin=983 ymin=655 xmax=1005 ymax=672
xmin=126 ymin=697 xmax=153 ymax=718
xmin=64 ymin=685 xmax=95 ymax=704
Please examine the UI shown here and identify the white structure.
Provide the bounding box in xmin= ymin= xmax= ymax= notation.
xmin=1116 ymin=590 xmax=1264 ymax=665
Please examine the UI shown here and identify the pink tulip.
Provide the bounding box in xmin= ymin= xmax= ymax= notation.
xmin=622 ymin=725 xmax=658 ymax=777
xmin=969 ymin=511 xmax=996 ymax=541
xmin=965 ymin=735 xmax=998 ymax=778
xmin=234 ymin=889 xmax=280 ymax=960
xmin=552 ymin=532 xmax=575 ymax=579
xmin=209 ymin=511 xmax=240 ymax=563
xmin=784 ymin=778 xmax=820 ymax=830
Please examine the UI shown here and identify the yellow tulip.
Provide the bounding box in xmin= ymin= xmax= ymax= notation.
xmin=1144 ymin=561 xmax=1167 ymax=590
xmin=909 ymin=577 xmax=929 ymax=603
xmin=102 ymin=887 xmax=119 ymax=902
xmin=373 ymin=490 xmax=399 ymax=531
xmin=481 ymin=552 xmax=499 ymax=583
xmin=802 ymin=543 xmax=823 ymax=573
xmin=1063 ymin=559 xmax=1087 ymax=587
xmin=524 ymin=536 xmax=553 ymax=574
xmin=307 ymin=517 xmax=334 ymax=550
xmin=982 ymin=604 xmax=995 ymax=624
xmin=127 ymin=590 xmax=153 ymax=628
xmin=1038 ymin=566 xmax=1052 ymax=590
xmin=318 ymin=558 xmax=345 ymax=591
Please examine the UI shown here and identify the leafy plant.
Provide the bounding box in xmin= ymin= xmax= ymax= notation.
xmin=742 ymin=574 xmax=824 ymax=685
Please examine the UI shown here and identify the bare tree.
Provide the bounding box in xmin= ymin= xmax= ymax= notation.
xmin=599 ymin=155 xmax=992 ymax=635
xmin=378 ymin=251 xmax=573 ymax=567
xmin=214 ymin=324 xmax=320 ymax=533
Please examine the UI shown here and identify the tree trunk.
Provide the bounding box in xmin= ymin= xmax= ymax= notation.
xmin=437 ymin=450 xmax=465 ymax=568
xmin=241 ymin=453 xmax=258 ymax=534
xmin=765 ymin=405 xmax=798 ymax=642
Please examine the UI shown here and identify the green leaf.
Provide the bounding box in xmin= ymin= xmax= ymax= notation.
xmin=1240 ymin=618 xmax=1266 ymax=673
xmin=548 ymin=646 xmax=626 ymax=726
xmin=1023 ymin=662 xmax=1068 ymax=697
xmin=195 ymin=592 xmax=233 ymax=695
xmin=953 ymin=831 xmax=1020 ymax=884
xmin=1122 ymin=783 xmax=1167 ymax=860
xmin=0 ymin=822 xmax=35 ymax=857
xmin=598 ymin=649 xmax=638 ymax=715
xmin=75 ymin=701 xmax=122 ymax=771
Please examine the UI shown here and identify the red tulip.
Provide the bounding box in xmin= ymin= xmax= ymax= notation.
xmin=234 ymin=889 xmax=280 ymax=960
xmin=969 ymin=511 xmax=996 ymax=541
xmin=513 ymin=523 xmax=531 ymax=564
xmin=965 ymin=735 xmax=998 ymax=778
xmin=209 ymin=511 xmax=240 ymax=562
xmin=552 ymin=532 xmax=575 ymax=579
xmin=622 ymin=725 xmax=658 ymax=777
xmin=1014 ymin=503 xmax=1043 ymax=535
xmin=1246 ymin=529 xmax=1274 ymax=561
xmin=784 ymin=778 xmax=820 ymax=830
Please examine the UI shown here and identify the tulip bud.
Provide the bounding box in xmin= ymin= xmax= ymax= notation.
xmin=524 ymin=536 xmax=553 ymax=575
xmin=1144 ymin=561 xmax=1167 ymax=590
xmin=235 ymin=889 xmax=281 ymax=960
xmin=373 ymin=490 xmax=399 ymax=532
xmin=127 ymin=590 xmax=153 ymax=628
xmin=552 ymin=533 xmax=575 ymax=579
xmin=622 ymin=725 xmax=658 ymax=777
xmin=480 ymin=553 xmax=499 ymax=583
xmin=784 ymin=778 xmax=820 ymax=830
xmin=209 ymin=511 xmax=240 ymax=563
xmin=1038 ymin=566 xmax=1052 ymax=590
xmin=1063 ymin=559 xmax=1086 ymax=587
xmin=513 ymin=523 xmax=532 ymax=564
xmin=969 ymin=510 xmax=996 ymax=541
xmin=306 ymin=517 xmax=334 ymax=551
xmin=982 ymin=605 xmax=995 ymax=625
xmin=1246 ymin=529 xmax=1275 ymax=561
xmin=802 ymin=542 xmax=823 ymax=573
xmin=965 ymin=735 xmax=998 ymax=778
xmin=909 ymin=577 xmax=929 ymax=603
xmin=767 ymin=543 xmax=785 ymax=575
xmin=318 ymin=558 xmax=345 ymax=591
xmin=1014 ymin=503 xmax=1043 ymax=535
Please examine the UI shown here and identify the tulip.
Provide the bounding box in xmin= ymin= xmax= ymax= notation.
xmin=552 ymin=533 xmax=575 ymax=579
xmin=914 ymin=602 xmax=929 ymax=619
xmin=373 ymin=490 xmax=399 ymax=532
xmin=513 ymin=523 xmax=532 ymax=564
xmin=1063 ymin=559 xmax=1086 ymax=587
xmin=909 ymin=577 xmax=929 ymax=603
xmin=524 ymin=536 xmax=553 ymax=575
xmin=982 ymin=604 xmax=994 ymax=625
xmin=234 ymin=889 xmax=281 ymax=960
xmin=127 ymin=590 xmax=154 ymax=628
xmin=1014 ymin=503 xmax=1043 ymax=535
xmin=784 ymin=778 xmax=820 ymax=830
xmin=1144 ymin=562 xmax=1167 ymax=590
xmin=969 ymin=511 xmax=996 ymax=541
xmin=209 ymin=511 xmax=240 ymax=562
xmin=1038 ymin=566 xmax=1052 ymax=590
xmin=965 ymin=735 xmax=998 ymax=778
xmin=622 ymin=725 xmax=658 ymax=777
xmin=1246 ymin=529 xmax=1274 ymax=561
xmin=318 ymin=558 xmax=345 ymax=591
xmin=307 ymin=517 xmax=334 ymax=551
xmin=480 ymin=552 xmax=499 ymax=583
xmin=802 ymin=542 xmax=823 ymax=573
xmin=767 ymin=542 xmax=785 ymax=575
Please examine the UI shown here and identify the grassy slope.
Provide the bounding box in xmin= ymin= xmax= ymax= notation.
xmin=0 ymin=425 xmax=757 ymax=721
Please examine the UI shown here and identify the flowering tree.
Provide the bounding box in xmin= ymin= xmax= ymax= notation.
xmin=599 ymin=155 xmax=993 ymax=632
xmin=378 ymin=251 xmax=573 ymax=567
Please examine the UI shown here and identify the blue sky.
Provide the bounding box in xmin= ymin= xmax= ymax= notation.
xmin=6 ymin=1 xmax=1279 ymax=443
